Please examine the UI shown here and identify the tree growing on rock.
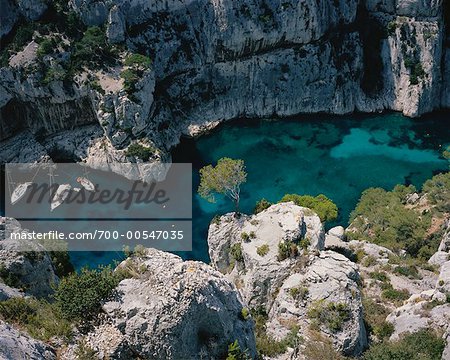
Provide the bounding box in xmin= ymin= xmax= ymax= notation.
xmin=198 ymin=158 xmax=247 ymax=214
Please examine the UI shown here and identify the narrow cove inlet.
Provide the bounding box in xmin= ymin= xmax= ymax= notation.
xmin=71 ymin=111 xmax=450 ymax=268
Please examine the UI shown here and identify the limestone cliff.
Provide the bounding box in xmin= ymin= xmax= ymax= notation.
xmin=0 ymin=0 xmax=448 ymax=170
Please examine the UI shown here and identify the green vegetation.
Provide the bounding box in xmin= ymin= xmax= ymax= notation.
xmin=254 ymin=198 xmax=272 ymax=214
xmin=241 ymin=232 xmax=250 ymax=242
xmin=230 ymin=243 xmax=244 ymax=262
xmin=348 ymin=184 xmax=436 ymax=259
xmin=74 ymin=339 xmax=97 ymax=360
xmin=362 ymin=297 xmax=395 ymax=341
xmin=36 ymin=38 xmax=55 ymax=58
xmin=226 ymin=340 xmax=251 ymax=360
xmin=120 ymin=53 xmax=151 ymax=94
xmin=0 ymin=265 xmax=23 ymax=289
xmin=124 ymin=53 xmax=151 ymax=68
xmin=125 ymin=143 xmax=155 ymax=161
xmin=54 ymin=266 xmax=121 ymax=321
xmin=369 ymin=271 xmax=390 ymax=283
xmin=381 ymin=286 xmax=410 ymax=304
xmin=387 ymin=21 xmax=397 ymax=36
xmin=71 ymin=26 xmax=115 ymax=71
xmin=38 ymin=234 xmax=74 ymax=278
xmin=277 ymin=240 xmax=298 ymax=261
xmin=198 ymin=158 xmax=247 ymax=213
xmin=404 ymin=57 xmax=425 ymax=85
xmin=303 ymin=331 xmax=345 ymax=360
xmin=363 ymin=329 xmax=445 ymax=360
xmin=279 ymin=194 xmax=338 ymax=222
xmin=256 ymin=244 xmax=269 ymax=257
xmin=0 ymin=297 xmax=72 ymax=341
xmin=393 ymin=265 xmax=422 ymax=280
xmin=0 ymin=23 xmax=36 ymax=67
xmin=422 ymin=172 xmax=450 ymax=213
xmin=250 ymin=306 xmax=300 ymax=357
xmin=240 ymin=307 xmax=250 ymax=320
xmin=290 ymin=286 xmax=309 ymax=302
xmin=307 ymin=300 xmax=351 ymax=333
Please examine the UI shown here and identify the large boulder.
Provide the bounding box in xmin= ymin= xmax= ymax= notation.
xmin=0 ymin=320 xmax=56 ymax=360
xmin=100 ymin=248 xmax=256 ymax=360
xmin=208 ymin=202 xmax=324 ymax=308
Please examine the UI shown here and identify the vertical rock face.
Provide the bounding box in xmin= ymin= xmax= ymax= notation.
xmin=0 ymin=0 xmax=448 ymax=169
xmin=0 ymin=218 xmax=59 ymax=298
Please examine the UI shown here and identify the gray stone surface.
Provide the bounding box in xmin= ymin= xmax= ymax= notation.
xmin=0 ymin=321 xmax=56 ymax=360
xmin=100 ymin=248 xmax=256 ymax=360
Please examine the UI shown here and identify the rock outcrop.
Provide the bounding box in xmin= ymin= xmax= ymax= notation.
xmin=0 ymin=320 xmax=56 ymax=360
xmin=207 ymin=203 xmax=367 ymax=356
xmin=88 ymin=248 xmax=256 ymax=359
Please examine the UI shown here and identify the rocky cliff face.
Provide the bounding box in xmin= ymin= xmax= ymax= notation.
xmin=0 ymin=0 xmax=448 ymax=171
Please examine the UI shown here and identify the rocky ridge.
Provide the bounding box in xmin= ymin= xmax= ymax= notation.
xmin=0 ymin=0 xmax=449 ymax=177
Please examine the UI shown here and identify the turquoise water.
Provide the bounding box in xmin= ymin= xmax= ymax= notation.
xmin=171 ymin=112 xmax=449 ymax=263
xmin=71 ymin=112 xmax=449 ymax=268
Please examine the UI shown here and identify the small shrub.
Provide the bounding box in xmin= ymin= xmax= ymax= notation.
xmin=249 ymin=231 xmax=256 ymax=239
xmin=363 ymin=328 xmax=445 ymax=360
xmin=381 ymin=287 xmax=410 ymax=303
xmin=0 ymin=297 xmax=72 ymax=341
xmin=0 ymin=265 xmax=23 ymax=289
xmin=279 ymin=194 xmax=338 ymax=222
xmin=369 ymin=271 xmax=390 ymax=283
xmin=303 ymin=331 xmax=345 ymax=360
xmin=362 ymin=255 xmax=378 ymax=267
xmin=308 ymin=300 xmax=351 ymax=332
xmin=36 ymin=38 xmax=55 ymax=58
xmin=256 ymin=244 xmax=269 ymax=257
xmin=438 ymin=279 xmax=445 ymax=286
xmin=54 ymin=266 xmax=121 ymax=320
xmin=125 ymin=143 xmax=154 ymax=161
xmin=290 ymin=286 xmax=309 ymax=301
xmin=74 ymin=339 xmax=97 ymax=360
xmin=230 ymin=243 xmax=244 ymax=262
xmin=240 ymin=307 xmax=250 ymax=320
xmin=254 ymin=198 xmax=272 ymax=214
xmin=387 ymin=21 xmax=397 ymax=35
xmin=277 ymin=240 xmax=298 ymax=261
xmin=226 ymin=340 xmax=251 ymax=360
xmin=394 ymin=265 xmax=422 ymax=279
xmin=124 ymin=53 xmax=151 ymax=68
xmin=211 ymin=215 xmax=221 ymax=225
xmin=241 ymin=232 xmax=250 ymax=242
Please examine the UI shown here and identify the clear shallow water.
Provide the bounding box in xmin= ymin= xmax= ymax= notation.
xmin=171 ymin=112 xmax=449 ymax=264
xmin=68 ymin=111 xmax=449 ymax=268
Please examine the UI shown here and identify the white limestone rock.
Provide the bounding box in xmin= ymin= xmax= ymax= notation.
xmin=101 ymin=248 xmax=256 ymax=360
xmin=267 ymin=251 xmax=367 ymax=356
xmin=208 ymin=202 xmax=324 ymax=308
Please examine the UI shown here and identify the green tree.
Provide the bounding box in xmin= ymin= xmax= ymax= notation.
xmin=198 ymin=158 xmax=247 ymax=213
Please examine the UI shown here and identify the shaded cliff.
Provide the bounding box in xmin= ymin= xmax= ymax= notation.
xmin=0 ymin=0 xmax=448 ymax=169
